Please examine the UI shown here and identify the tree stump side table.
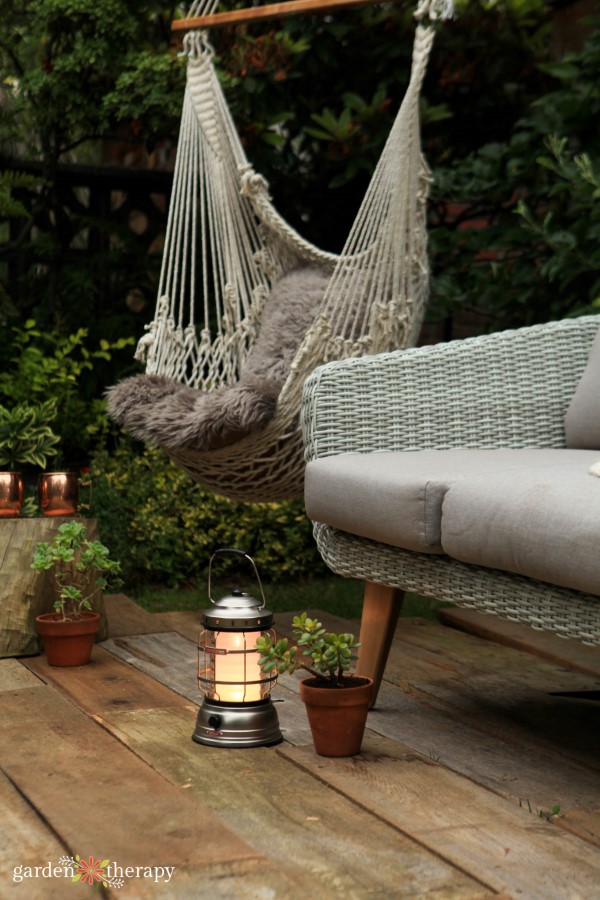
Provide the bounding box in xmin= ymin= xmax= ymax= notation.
xmin=0 ymin=518 xmax=109 ymax=658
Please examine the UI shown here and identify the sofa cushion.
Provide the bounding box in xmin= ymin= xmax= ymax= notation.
xmin=305 ymin=448 xmax=596 ymax=555
xmin=441 ymin=453 xmax=600 ymax=596
xmin=565 ymin=326 xmax=600 ymax=449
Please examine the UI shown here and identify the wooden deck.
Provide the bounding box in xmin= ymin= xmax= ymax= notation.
xmin=1 ymin=595 xmax=599 ymax=898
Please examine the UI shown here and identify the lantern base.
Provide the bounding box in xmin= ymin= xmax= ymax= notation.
xmin=192 ymin=697 xmax=283 ymax=748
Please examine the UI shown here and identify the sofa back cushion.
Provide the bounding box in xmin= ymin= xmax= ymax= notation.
xmin=565 ymin=327 xmax=600 ymax=448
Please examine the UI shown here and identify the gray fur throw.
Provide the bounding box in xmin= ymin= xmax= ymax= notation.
xmin=106 ymin=266 xmax=330 ymax=452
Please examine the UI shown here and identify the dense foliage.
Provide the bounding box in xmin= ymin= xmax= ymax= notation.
xmin=0 ymin=320 xmax=132 ymax=465
xmin=428 ymin=16 xmax=600 ymax=332
xmin=2 ymin=0 xmax=599 ymax=589
xmin=90 ymin=441 xmax=326 ymax=586
xmin=0 ymin=0 xmax=555 ymax=336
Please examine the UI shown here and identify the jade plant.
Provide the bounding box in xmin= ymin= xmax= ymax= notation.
xmin=31 ymin=520 xmax=122 ymax=621
xmin=0 ymin=400 xmax=60 ymax=470
xmin=256 ymin=612 xmax=361 ymax=687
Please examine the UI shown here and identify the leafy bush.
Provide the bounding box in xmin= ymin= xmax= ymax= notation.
xmin=428 ymin=20 xmax=600 ymax=334
xmin=31 ymin=520 xmax=122 ymax=621
xmin=0 ymin=320 xmax=133 ymax=466
xmin=90 ymin=441 xmax=326 ymax=588
xmin=0 ymin=400 xmax=59 ymax=470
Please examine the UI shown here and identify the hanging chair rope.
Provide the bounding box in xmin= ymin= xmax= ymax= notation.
xmin=124 ymin=0 xmax=453 ymax=501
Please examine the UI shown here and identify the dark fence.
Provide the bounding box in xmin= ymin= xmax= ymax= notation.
xmin=0 ymin=158 xmax=173 ymax=323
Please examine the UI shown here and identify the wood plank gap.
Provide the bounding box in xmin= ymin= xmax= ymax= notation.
xmin=100 ymin=706 xmax=489 ymax=898
xmin=438 ymin=608 xmax=600 ymax=678
xmin=279 ymin=735 xmax=600 ymax=899
xmin=0 ymin=764 xmax=77 ymax=861
xmin=275 ymin=744 xmax=496 ymax=894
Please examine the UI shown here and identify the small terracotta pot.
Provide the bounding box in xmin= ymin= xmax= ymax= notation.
xmin=0 ymin=472 xmax=24 ymax=518
xmin=35 ymin=611 xmax=100 ymax=667
xmin=299 ymin=676 xmax=373 ymax=757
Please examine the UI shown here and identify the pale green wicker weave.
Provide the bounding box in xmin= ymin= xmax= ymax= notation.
xmin=302 ymin=315 xmax=600 ymax=645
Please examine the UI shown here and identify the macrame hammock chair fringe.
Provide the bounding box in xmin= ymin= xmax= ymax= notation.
xmin=108 ymin=0 xmax=454 ymax=502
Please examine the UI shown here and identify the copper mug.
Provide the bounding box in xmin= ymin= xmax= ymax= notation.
xmin=0 ymin=472 xmax=24 ymax=518
xmin=38 ymin=473 xmax=92 ymax=517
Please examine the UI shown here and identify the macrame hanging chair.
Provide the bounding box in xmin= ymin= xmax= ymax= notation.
xmin=108 ymin=0 xmax=454 ymax=502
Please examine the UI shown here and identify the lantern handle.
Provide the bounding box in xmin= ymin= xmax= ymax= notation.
xmin=207 ymin=548 xmax=268 ymax=610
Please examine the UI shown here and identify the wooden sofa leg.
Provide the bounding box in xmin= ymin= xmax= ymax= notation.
xmin=356 ymin=582 xmax=404 ymax=708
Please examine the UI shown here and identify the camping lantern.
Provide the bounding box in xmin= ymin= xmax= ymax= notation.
xmin=192 ymin=549 xmax=283 ymax=748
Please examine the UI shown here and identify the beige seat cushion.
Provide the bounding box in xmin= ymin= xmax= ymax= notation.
xmin=441 ymin=453 xmax=600 ymax=595
xmin=305 ymin=448 xmax=598 ymax=555
xmin=565 ymin=326 xmax=600 ymax=449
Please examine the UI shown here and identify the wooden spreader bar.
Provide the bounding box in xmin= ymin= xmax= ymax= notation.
xmin=172 ymin=0 xmax=397 ymax=32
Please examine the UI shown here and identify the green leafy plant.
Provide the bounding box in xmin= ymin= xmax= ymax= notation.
xmin=0 ymin=321 xmax=133 ymax=466
xmin=31 ymin=520 xmax=122 ymax=621
xmin=256 ymin=612 xmax=361 ymax=687
xmin=428 ymin=21 xmax=600 ymax=335
xmin=90 ymin=441 xmax=326 ymax=588
xmin=0 ymin=400 xmax=60 ymax=470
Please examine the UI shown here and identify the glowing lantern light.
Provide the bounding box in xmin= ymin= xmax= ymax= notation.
xmin=192 ymin=549 xmax=282 ymax=748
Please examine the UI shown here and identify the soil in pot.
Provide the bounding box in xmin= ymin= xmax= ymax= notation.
xmin=299 ymin=676 xmax=373 ymax=757
xmin=35 ymin=611 xmax=100 ymax=667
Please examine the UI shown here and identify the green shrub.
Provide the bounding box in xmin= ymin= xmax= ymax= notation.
xmin=90 ymin=441 xmax=326 ymax=588
xmin=428 ymin=21 xmax=600 ymax=333
xmin=0 ymin=320 xmax=133 ymax=467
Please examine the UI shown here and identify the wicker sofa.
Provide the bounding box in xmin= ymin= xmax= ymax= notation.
xmin=301 ymin=315 xmax=600 ymax=705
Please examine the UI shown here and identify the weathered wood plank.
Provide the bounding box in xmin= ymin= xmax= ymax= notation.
xmin=158 ymin=608 xmax=202 ymax=641
xmin=395 ymin=616 xmax=600 ymax=690
xmin=101 ymin=631 xmax=200 ymax=703
xmin=0 ymin=518 xmax=107 ymax=657
xmin=102 ymin=630 xmax=314 ymax=744
xmin=439 ymin=607 xmax=600 ymax=678
xmin=103 ymin=593 xmax=170 ymax=637
xmin=280 ymin=733 xmax=600 ymax=900
xmin=0 ymin=683 xmax=261 ymax=872
xmin=559 ymin=809 xmax=600 ymax=849
xmin=274 ymin=611 xmax=600 ymax=843
xmin=0 ymin=658 xmax=42 ymax=691
xmin=276 ymin=610 xmax=600 ymax=695
xmin=0 ymin=770 xmax=90 ymax=899
xmin=102 ymin=705 xmax=490 ymax=898
xmin=279 ymin=612 xmax=600 ymax=766
xmin=366 ymin=680 xmax=600 ymax=815
xmin=22 ymin=645 xmax=193 ymax=716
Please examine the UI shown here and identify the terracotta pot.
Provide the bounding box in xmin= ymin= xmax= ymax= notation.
xmin=34 ymin=611 xmax=100 ymax=667
xmin=299 ymin=676 xmax=373 ymax=757
xmin=38 ymin=472 xmax=91 ymax=517
xmin=0 ymin=472 xmax=24 ymax=518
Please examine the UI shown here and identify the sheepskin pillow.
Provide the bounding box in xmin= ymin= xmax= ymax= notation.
xmin=565 ymin=326 xmax=600 ymax=450
xmin=107 ymin=266 xmax=331 ymax=452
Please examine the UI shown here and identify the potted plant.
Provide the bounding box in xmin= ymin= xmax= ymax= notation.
xmin=31 ymin=520 xmax=121 ymax=666
xmin=256 ymin=612 xmax=373 ymax=757
xmin=0 ymin=400 xmax=60 ymax=517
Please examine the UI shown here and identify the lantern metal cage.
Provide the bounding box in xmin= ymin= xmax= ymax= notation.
xmin=192 ymin=550 xmax=284 ymax=748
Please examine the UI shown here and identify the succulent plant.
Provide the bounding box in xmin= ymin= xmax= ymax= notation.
xmin=256 ymin=612 xmax=360 ymax=687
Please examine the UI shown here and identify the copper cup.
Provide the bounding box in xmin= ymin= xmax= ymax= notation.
xmin=0 ymin=472 xmax=24 ymax=518
xmin=38 ymin=473 xmax=92 ymax=517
